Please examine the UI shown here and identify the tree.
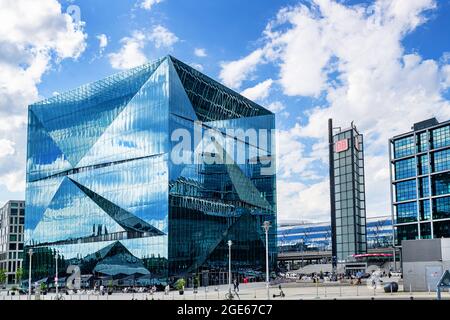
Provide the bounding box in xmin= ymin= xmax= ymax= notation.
xmin=15 ymin=267 xmax=24 ymax=285
xmin=0 ymin=269 xmax=6 ymax=285
xmin=175 ymin=278 xmax=185 ymax=292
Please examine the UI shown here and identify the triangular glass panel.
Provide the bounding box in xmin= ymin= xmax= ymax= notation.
xmin=31 ymin=177 xmax=126 ymax=245
xmin=169 ymin=55 xmax=272 ymax=121
xmin=70 ymin=178 xmax=165 ymax=235
xmin=30 ymin=59 xmax=164 ymax=167
xmin=76 ymin=58 xmax=170 ymax=168
xmin=26 ymin=110 xmax=72 ymax=182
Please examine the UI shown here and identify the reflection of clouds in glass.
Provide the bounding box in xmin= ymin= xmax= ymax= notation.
xmin=122 ymin=236 xmax=168 ymax=259
xmin=52 ymin=240 xmax=115 ymax=260
xmin=31 ymin=186 xmax=125 ymax=244
xmin=77 ymin=62 xmax=169 ymax=168
xmin=27 ymin=155 xmax=72 ymax=181
xmin=72 ymin=155 xmax=168 ymax=231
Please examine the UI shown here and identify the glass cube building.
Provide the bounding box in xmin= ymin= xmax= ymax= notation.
xmin=390 ymin=118 xmax=450 ymax=245
xmin=24 ymin=56 xmax=277 ymax=286
xmin=328 ymin=120 xmax=367 ymax=264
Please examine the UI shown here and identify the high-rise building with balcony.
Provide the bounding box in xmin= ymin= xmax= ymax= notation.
xmin=0 ymin=200 xmax=25 ymax=284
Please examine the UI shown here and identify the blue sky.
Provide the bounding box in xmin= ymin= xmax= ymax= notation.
xmin=0 ymin=0 xmax=450 ymax=222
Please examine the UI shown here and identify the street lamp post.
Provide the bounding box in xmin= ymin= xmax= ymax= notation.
xmin=262 ymin=221 xmax=271 ymax=300
xmin=55 ymin=252 xmax=59 ymax=299
xmin=28 ymin=249 xmax=33 ymax=300
xmin=227 ymin=240 xmax=232 ymax=295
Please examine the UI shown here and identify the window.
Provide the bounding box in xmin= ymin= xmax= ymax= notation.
xmin=396 ymin=202 xmax=417 ymax=223
xmin=395 ymin=158 xmax=416 ymax=180
xmin=394 ymin=136 xmax=415 ymax=158
xmin=433 ymin=196 xmax=450 ymax=220
xmin=395 ymin=180 xmax=417 ymax=202
xmin=419 ymin=177 xmax=429 ymax=198
xmin=418 ymin=154 xmax=429 ymax=175
xmin=432 ymin=149 xmax=450 ymax=172
xmin=432 ymin=173 xmax=450 ymax=196
xmin=418 ymin=131 xmax=429 ymax=152
xmin=420 ymin=223 xmax=431 ymax=239
xmin=431 ymin=125 xmax=450 ymax=149
xmin=433 ymin=221 xmax=450 ymax=238
xmin=396 ymin=224 xmax=418 ymax=244
xmin=420 ymin=200 xmax=431 ymax=221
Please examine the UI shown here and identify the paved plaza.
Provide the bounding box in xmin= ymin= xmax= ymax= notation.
xmin=1 ymin=278 xmax=449 ymax=300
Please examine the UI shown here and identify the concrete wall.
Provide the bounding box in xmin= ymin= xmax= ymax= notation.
xmin=402 ymin=239 xmax=450 ymax=291
xmin=403 ymin=261 xmax=450 ymax=291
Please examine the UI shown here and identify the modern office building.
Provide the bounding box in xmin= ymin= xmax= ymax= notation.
xmin=390 ymin=118 xmax=450 ymax=246
xmin=277 ymin=216 xmax=392 ymax=252
xmin=0 ymin=200 xmax=25 ymax=284
xmin=328 ymin=120 xmax=367 ymax=265
xmin=25 ymin=55 xmax=277 ymax=286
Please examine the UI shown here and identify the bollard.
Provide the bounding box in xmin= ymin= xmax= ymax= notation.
xmin=356 ymin=284 xmax=359 ymax=297
xmin=391 ymin=284 xmax=393 ymax=295
xmin=218 ymin=288 xmax=220 ymax=299
xmin=428 ymin=284 xmax=431 ymax=295
xmin=325 ymin=286 xmax=327 ymax=298
xmin=254 ymin=290 xmax=256 ymax=299
xmin=339 ymin=285 xmax=342 ymax=297
xmin=316 ymin=282 xmax=319 ymax=298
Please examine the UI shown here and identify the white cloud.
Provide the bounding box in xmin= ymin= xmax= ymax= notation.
xmin=108 ymin=31 xmax=147 ymax=70
xmin=97 ymin=34 xmax=108 ymax=50
xmin=224 ymin=0 xmax=450 ymax=222
xmin=148 ymin=25 xmax=179 ymax=49
xmin=442 ymin=64 xmax=450 ymax=89
xmin=277 ymin=179 xmax=330 ymax=222
xmin=219 ymin=49 xmax=265 ymax=89
xmin=0 ymin=0 xmax=87 ymax=196
xmin=0 ymin=139 xmax=15 ymax=158
xmin=108 ymin=25 xmax=178 ymax=70
xmin=140 ymin=0 xmax=164 ymax=11
xmin=194 ymin=48 xmax=207 ymax=57
xmin=266 ymin=101 xmax=285 ymax=113
xmin=240 ymin=79 xmax=273 ymax=101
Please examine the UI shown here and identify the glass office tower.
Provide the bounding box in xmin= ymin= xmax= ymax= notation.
xmin=328 ymin=120 xmax=367 ymax=264
xmin=25 ymin=56 xmax=277 ymax=286
xmin=390 ymin=118 xmax=450 ymax=246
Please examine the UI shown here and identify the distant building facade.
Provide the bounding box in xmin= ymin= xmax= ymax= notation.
xmin=390 ymin=118 xmax=450 ymax=246
xmin=0 ymin=201 xmax=25 ymax=284
xmin=328 ymin=120 xmax=367 ymax=264
xmin=277 ymin=216 xmax=392 ymax=252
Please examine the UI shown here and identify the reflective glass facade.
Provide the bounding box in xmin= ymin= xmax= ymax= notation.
xmin=25 ymin=56 xmax=277 ymax=286
xmin=330 ymin=124 xmax=367 ymax=263
xmin=390 ymin=119 xmax=450 ymax=245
